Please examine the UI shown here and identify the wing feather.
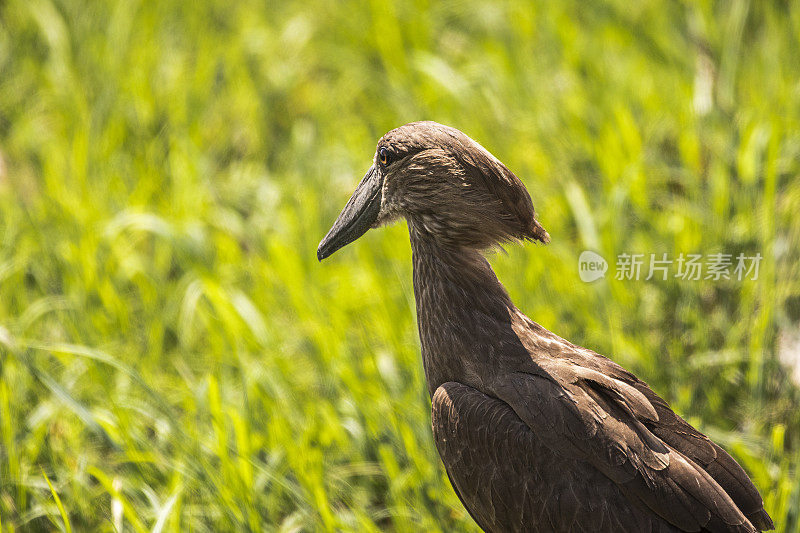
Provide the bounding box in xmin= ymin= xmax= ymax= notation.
xmin=432 ymin=381 xmax=683 ymax=532
xmin=492 ymin=363 xmax=761 ymax=532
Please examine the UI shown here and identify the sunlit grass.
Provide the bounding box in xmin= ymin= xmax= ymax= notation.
xmin=0 ymin=0 xmax=799 ymax=531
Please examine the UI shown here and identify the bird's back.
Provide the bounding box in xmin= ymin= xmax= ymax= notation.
xmin=431 ymin=315 xmax=774 ymax=532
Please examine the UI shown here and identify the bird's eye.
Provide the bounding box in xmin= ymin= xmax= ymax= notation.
xmin=379 ymin=147 xmax=389 ymax=166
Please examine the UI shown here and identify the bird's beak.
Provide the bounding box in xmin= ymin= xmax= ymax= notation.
xmin=317 ymin=165 xmax=383 ymax=261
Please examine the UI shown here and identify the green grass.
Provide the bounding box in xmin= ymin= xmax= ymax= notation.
xmin=1 ymin=0 xmax=800 ymax=530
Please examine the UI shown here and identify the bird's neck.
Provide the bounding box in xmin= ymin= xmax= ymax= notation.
xmin=409 ymin=222 xmax=529 ymax=397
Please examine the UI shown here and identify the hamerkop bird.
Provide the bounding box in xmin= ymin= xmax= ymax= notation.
xmin=317 ymin=121 xmax=774 ymax=532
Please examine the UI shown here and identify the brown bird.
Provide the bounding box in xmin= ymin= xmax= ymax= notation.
xmin=317 ymin=121 xmax=774 ymax=532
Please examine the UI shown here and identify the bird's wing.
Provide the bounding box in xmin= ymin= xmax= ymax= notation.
xmin=573 ymin=351 xmax=773 ymax=531
xmin=432 ymin=381 xmax=681 ymax=533
xmin=630 ymin=378 xmax=775 ymax=531
xmin=491 ymin=360 xmax=763 ymax=532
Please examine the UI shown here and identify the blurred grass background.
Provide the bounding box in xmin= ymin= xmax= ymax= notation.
xmin=1 ymin=0 xmax=799 ymax=531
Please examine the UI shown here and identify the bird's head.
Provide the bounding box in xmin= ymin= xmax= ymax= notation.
xmin=317 ymin=121 xmax=549 ymax=260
